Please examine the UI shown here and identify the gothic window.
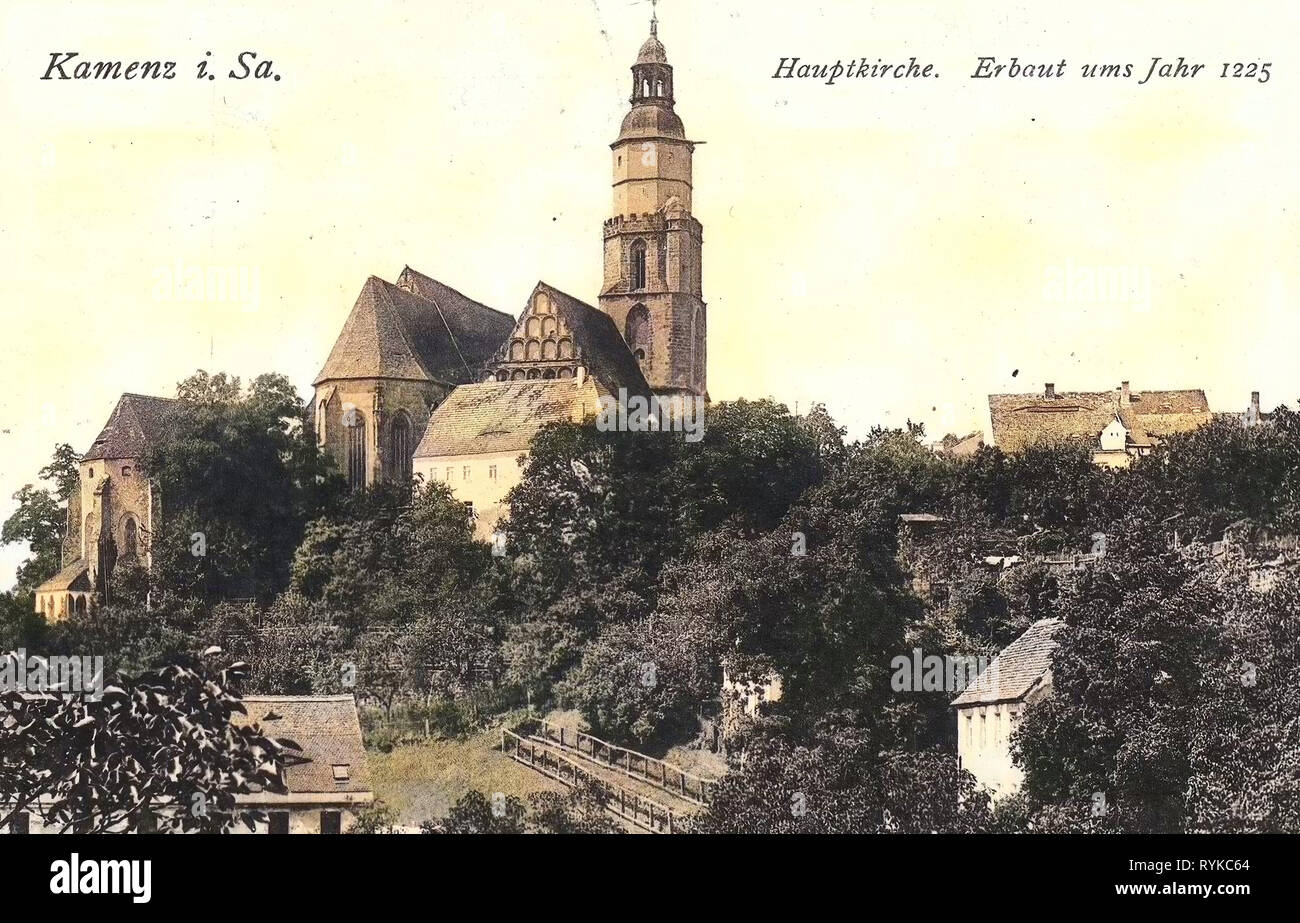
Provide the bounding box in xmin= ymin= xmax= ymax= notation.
xmin=75 ymin=596 xmax=86 ymax=615
xmin=625 ymin=303 xmax=651 ymax=364
xmin=542 ymin=339 xmax=557 ymax=360
xmin=526 ymin=317 xmax=541 ymax=337
xmin=558 ymin=338 xmax=573 ymax=359
xmin=543 ymin=369 xmax=556 ymax=379
xmin=123 ymin=517 xmax=137 ymax=559
xmin=542 ymin=316 xmax=558 ymax=337
xmin=630 ymin=240 xmax=647 ymax=291
xmin=510 ymin=340 xmax=525 ymax=361
xmin=346 ymin=410 xmax=367 ymax=490
xmin=389 ymin=413 xmax=413 ymax=481
xmin=317 ymin=401 xmax=327 ymax=445
xmin=657 ymin=238 xmax=667 ymax=286
xmin=526 ymin=340 xmax=541 ymax=360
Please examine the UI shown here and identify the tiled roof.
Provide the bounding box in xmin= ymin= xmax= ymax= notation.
xmin=504 ymin=282 xmax=651 ymax=396
xmin=34 ymin=558 xmax=91 ymax=593
xmin=414 ymin=378 xmax=604 ymax=459
xmin=232 ymin=695 xmax=371 ymax=795
xmin=314 ymin=268 xmax=514 ymax=386
xmin=82 ymin=394 xmax=179 ymax=461
xmin=951 ymin=617 xmax=1063 ymax=707
xmin=988 ymin=386 xmax=1210 ymax=453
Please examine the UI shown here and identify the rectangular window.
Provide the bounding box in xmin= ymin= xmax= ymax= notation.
xmin=445 ymin=467 xmax=453 ymax=481
xmin=488 ymin=465 xmax=498 ymax=481
xmin=268 ymin=811 xmax=290 ymax=835
xmin=121 ymin=466 xmax=131 ymax=477
xmin=979 ymin=711 xmax=987 ymax=746
xmin=462 ymin=465 xmax=471 ymax=480
xmin=320 ymin=811 xmax=342 ymax=835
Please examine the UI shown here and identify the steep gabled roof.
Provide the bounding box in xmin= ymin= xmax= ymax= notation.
xmin=314 ymin=268 xmax=514 ymax=386
xmin=516 ymin=282 xmax=651 ymax=395
xmin=988 ymin=386 xmax=1210 ymax=453
xmin=82 ymin=394 xmax=179 ymax=461
xmin=233 ymin=695 xmax=372 ymax=796
xmin=414 ymin=378 xmax=604 ymax=459
xmin=952 ymin=618 xmax=1064 ymax=707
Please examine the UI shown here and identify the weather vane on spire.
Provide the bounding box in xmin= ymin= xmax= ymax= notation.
xmin=650 ymin=0 xmax=659 ymax=36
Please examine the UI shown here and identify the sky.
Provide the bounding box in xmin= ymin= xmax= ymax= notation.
xmin=1 ymin=0 xmax=1297 ymax=588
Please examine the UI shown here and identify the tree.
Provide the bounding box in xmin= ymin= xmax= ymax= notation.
xmin=1013 ymin=547 xmax=1225 ymax=832
xmin=689 ymin=734 xmax=991 ymax=834
xmin=2 ymin=442 xmax=80 ymax=594
xmin=529 ymin=780 xmax=621 ymax=834
xmin=0 ymin=652 xmax=294 ymax=833
xmin=146 ymin=371 xmax=343 ymax=601
xmin=427 ymin=790 xmax=526 ymax=834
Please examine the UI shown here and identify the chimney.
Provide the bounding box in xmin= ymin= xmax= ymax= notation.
xmin=1251 ymin=391 xmax=1261 ymax=415
xmin=1044 ymin=383 xmax=1056 ymax=399
xmin=575 ymin=365 xmax=587 ymax=387
xmin=1120 ymin=381 xmax=1131 ymax=405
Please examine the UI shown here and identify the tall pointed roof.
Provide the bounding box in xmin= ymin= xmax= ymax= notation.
xmin=314 ymin=269 xmax=514 ymax=386
xmin=82 ymin=393 xmax=179 ymax=461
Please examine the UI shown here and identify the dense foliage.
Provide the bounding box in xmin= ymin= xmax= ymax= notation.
xmin=4 ymin=370 xmax=1300 ymax=833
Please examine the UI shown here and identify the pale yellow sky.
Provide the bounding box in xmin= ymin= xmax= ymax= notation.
xmin=1 ymin=0 xmax=1296 ymax=586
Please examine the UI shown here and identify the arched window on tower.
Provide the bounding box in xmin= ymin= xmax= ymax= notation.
xmin=626 ymin=303 xmax=651 ymax=364
xmin=346 ymin=410 xmax=367 ymax=490
xmin=630 ymin=240 xmax=647 ymax=291
xmin=122 ymin=517 xmax=138 ymax=560
xmin=389 ymin=413 xmax=412 ymax=481
xmin=317 ymin=402 xmax=327 ymax=445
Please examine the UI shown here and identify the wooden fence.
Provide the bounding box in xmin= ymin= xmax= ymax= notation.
xmin=500 ymin=729 xmax=678 ymax=833
xmin=520 ymin=717 xmax=717 ymax=806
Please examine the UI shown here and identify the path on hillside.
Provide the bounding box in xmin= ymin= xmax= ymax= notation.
xmin=499 ymin=719 xmax=720 ymax=833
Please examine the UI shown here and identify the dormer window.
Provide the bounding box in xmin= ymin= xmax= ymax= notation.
xmin=121 ymin=466 xmax=131 ymax=477
xmin=331 ymin=764 xmax=350 ymax=783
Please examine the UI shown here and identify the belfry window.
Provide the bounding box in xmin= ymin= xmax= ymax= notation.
xmin=631 ymin=240 xmax=647 ymax=291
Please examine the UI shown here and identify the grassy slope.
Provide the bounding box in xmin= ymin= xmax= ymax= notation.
xmin=367 ymin=727 xmax=567 ymax=827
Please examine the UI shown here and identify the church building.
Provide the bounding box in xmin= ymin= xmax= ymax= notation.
xmin=316 ymin=13 xmax=709 ymax=536
xmin=34 ymin=393 xmax=177 ymax=620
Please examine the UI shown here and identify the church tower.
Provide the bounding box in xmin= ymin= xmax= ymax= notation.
xmin=600 ymin=11 xmax=706 ymax=398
